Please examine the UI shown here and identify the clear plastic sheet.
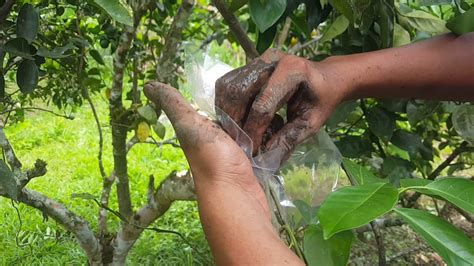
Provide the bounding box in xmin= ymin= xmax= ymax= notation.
xmin=183 ymin=50 xmax=342 ymax=226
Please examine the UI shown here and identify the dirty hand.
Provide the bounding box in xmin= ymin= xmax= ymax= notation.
xmin=143 ymin=81 xmax=270 ymax=216
xmin=215 ymin=49 xmax=348 ymax=160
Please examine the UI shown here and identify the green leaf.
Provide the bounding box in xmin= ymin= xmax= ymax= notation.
xmin=152 ymin=122 xmax=166 ymax=139
xmin=137 ymin=105 xmax=158 ymax=124
xmin=393 ymin=23 xmax=410 ymax=47
xmin=452 ymin=104 xmax=474 ymax=144
xmin=319 ymin=183 xmax=398 ymax=239
xmin=3 ymin=38 xmax=34 ymax=60
xmin=382 ymin=156 xmax=415 ymax=186
xmin=406 ymin=101 xmax=439 ymax=127
xmin=402 ymin=10 xmax=448 ymax=34
xmin=446 ymin=7 xmax=474 ymax=35
xmin=326 ymin=100 xmax=357 ymax=128
xmin=320 ymin=15 xmax=349 ymax=43
xmin=249 ymin=0 xmax=286 ymax=32
xmin=377 ymin=0 xmax=395 ymax=48
xmin=335 ymin=136 xmax=373 ymax=158
xmin=418 ymin=0 xmax=452 ymax=5
xmin=89 ymin=49 xmax=105 ymax=65
xmin=367 ymin=106 xmax=396 ymax=140
xmin=256 ymin=24 xmax=277 ymax=54
xmin=394 ymin=208 xmax=474 ymax=265
xmin=93 ymin=0 xmax=133 ymax=26
xmin=17 ymin=4 xmax=39 ymax=43
xmin=399 ymin=178 xmax=432 ymax=188
xmin=0 ymin=160 xmax=18 ymax=201
xmin=304 ymin=224 xmax=353 ymax=266
xmin=391 ymin=130 xmax=432 ymax=159
xmin=416 ymin=178 xmax=474 ymax=214
xmin=37 ymin=43 xmax=75 ymax=59
xmin=17 ymin=60 xmax=39 ymax=94
xmin=330 ymin=0 xmax=353 ymax=21
xmin=294 ymin=199 xmax=318 ymax=225
xmin=342 ymin=158 xmax=387 ymax=185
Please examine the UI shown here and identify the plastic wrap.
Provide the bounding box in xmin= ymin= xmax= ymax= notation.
xmin=184 ymin=51 xmax=342 ymax=226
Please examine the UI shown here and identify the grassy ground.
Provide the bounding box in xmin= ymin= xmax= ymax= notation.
xmin=0 ymin=95 xmax=211 ymax=265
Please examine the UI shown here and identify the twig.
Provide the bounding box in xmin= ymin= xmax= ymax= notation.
xmin=406 ymin=141 xmax=472 ymax=207
xmin=0 ymin=107 xmax=73 ymax=120
xmin=275 ymin=17 xmax=292 ymax=49
xmin=212 ymin=0 xmax=259 ymax=59
xmin=289 ymin=37 xmax=321 ymax=54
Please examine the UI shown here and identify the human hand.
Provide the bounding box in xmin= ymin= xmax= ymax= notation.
xmin=143 ymin=81 xmax=270 ymax=216
xmin=215 ymin=49 xmax=349 ymax=160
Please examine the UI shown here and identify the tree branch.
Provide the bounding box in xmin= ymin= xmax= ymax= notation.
xmin=155 ymin=0 xmax=195 ymax=83
xmin=406 ymin=141 xmax=472 ymax=207
xmin=212 ymin=0 xmax=259 ymax=59
xmin=112 ymin=171 xmax=196 ymax=263
xmin=0 ymin=0 xmax=16 ymax=24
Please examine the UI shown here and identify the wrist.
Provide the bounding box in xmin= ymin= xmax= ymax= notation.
xmin=319 ymin=55 xmax=363 ymax=101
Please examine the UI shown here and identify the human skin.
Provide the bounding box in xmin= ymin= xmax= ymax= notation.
xmin=144 ymin=82 xmax=304 ymax=266
xmin=215 ymin=33 xmax=474 ymax=160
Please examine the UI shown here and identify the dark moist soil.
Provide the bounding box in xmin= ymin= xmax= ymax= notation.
xmin=349 ymin=208 xmax=473 ymax=265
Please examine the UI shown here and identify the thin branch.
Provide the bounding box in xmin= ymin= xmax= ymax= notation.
xmin=0 ymin=107 xmax=74 ymax=120
xmin=0 ymin=126 xmax=22 ymax=171
xmin=406 ymin=141 xmax=472 ymax=207
xmin=212 ymin=0 xmax=259 ymax=59
xmin=0 ymin=0 xmax=16 ymax=24
xmin=275 ymin=17 xmax=292 ymax=49
xmin=155 ymin=0 xmax=195 ymax=83
xmin=289 ymin=37 xmax=321 ymax=54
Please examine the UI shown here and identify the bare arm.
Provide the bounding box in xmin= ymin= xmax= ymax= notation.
xmin=216 ymin=33 xmax=474 ymax=160
xmin=322 ymin=33 xmax=474 ymax=101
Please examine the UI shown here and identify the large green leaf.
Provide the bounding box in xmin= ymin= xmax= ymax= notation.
xmin=249 ymin=0 xmax=286 ymax=32
xmin=94 ymin=0 xmax=133 ymax=26
xmin=342 ymin=158 xmax=387 ymax=185
xmin=16 ymin=4 xmax=39 ymax=43
xmin=402 ymin=10 xmax=448 ymax=34
xmin=367 ymin=106 xmax=396 ymax=140
xmin=3 ymin=38 xmax=34 ymax=60
xmin=446 ymin=7 xmax=474 ymax=35
xmin=319 ymin=183 xmax=398 ymax=239
xmin=399 ymin=178 xmax=432 ymax=188
xmin=0 ymin=160 xmax=18 ymax=201
xmin=320 ymin=15 xmax=349 ymax=43
xmin=409 ymin=178 xmax=474 ymax=214
xmin=394 ymin=208 xmax=474 ymax=265
xmin=17 ymin=60 xmax=39 ymax=94
xmin=304 ymin=224 xmax=353 ymax=266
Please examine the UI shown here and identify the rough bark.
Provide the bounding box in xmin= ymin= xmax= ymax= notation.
xmin=155 ymin=0 xmax=195 ymax=83
xmin=112 ymin=172 xmax=196 ymax=264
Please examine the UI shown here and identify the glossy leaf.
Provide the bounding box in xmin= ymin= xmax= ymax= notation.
xmin=3 ymin=38 xmax=34 ymax=60
xmin=0 ymin=160 xmax=18 ymax=201
xmin=320 ymin=15 xmax=349 ymax=43
xmin=446 ymin=7 xmax=474 ymax=35
xmin=304 ymin=224 xmax=353 ymax=266
xmin=89 ymin=49 xmax=105 ymax=65
xmin=330 ymin=0 xmax=353 ymax=21
xmin=367 ymin=106 xmax=396 ymax=140
xmin=399 ymin=178 xmax=432 ymax=188
xmin=394 ymin=208 xmax=474 ymax=265
xmin=319 ymin=183 xmax=398 ymax=239
xmin=402 ymin=10 xmax=448 ymax=34
xmin=17 ymin=4 xmax=39 ymax=43
xmin=410 ymin=178 xmax=474 ymax=214
xmin=249 ymin=0 xmax=286 ymax=32
xmin=17 ymin=60 xmax=39 ymax=94
xmin=94 ymin=0 xmax=133 ymax=26
xmin=342 ymin=158 xmax=387 ymax=185
xmin=393 ymin=23 xmax=410 ymax=47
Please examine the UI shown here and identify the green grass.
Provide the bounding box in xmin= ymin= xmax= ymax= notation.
xmin=0 ymin=95 xmax=211 ymax=265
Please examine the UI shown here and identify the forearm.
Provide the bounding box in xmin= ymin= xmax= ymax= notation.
xmin=324 ymin=33 xmax=474 ymax=101
xmin=194 ymin=174 xmax=303 ymax=265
